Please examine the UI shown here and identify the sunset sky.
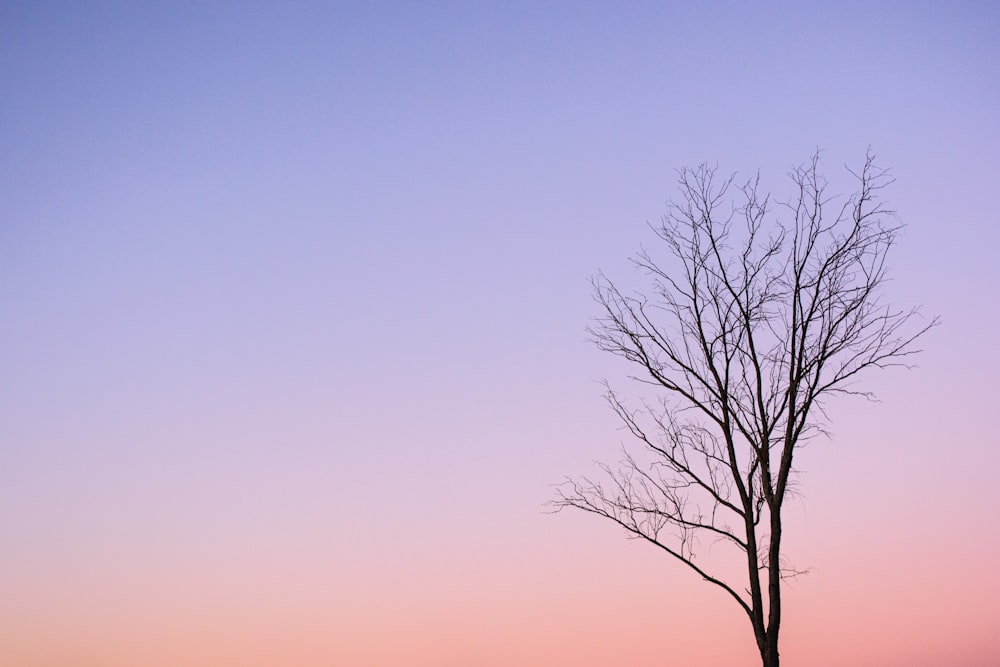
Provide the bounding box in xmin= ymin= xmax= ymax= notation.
xmin=2 ymin=2 xmax=998 ymax=666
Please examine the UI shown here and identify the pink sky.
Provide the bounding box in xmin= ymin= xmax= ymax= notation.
xmin=2 ymin=3 xmax=998 ymax=665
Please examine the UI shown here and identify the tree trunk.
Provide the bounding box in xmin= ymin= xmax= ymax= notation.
xmin=761 ymin=512 xmax=783 ymax=667
xmin=754 ymin=624 xmax=779 ymax=667
xmin=761 ymin=636 xmax=779 ymax=667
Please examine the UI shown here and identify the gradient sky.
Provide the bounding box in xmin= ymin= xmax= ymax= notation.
xmin=2 ymin=2 xmax=999 ymax=666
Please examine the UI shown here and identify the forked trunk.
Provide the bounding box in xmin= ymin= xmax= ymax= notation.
xmin=753 ymin=624 xmax=780 ymax=667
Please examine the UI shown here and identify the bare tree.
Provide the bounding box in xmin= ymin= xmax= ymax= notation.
xmin=553 ymin=151 xmax=935 ymax=667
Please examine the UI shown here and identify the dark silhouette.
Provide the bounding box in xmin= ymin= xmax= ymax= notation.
xmin=553 ymin=151 xmax=935 ymax=667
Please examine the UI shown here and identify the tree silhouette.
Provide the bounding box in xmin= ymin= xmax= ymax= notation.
xmin=553 ymin=151 xmax=935 ymax=667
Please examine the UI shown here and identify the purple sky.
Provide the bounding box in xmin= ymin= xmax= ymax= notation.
xmin=2 ymin=3 xmax=999 ymax=665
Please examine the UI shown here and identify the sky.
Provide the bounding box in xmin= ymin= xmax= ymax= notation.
xmin=1 ymin=2 xmax=998 ymax=666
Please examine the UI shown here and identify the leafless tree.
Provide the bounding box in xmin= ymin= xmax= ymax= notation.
xmin=552 ymin=150 xmax=935 ymax=667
